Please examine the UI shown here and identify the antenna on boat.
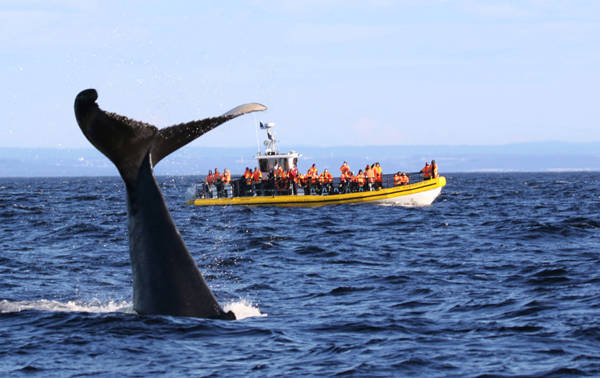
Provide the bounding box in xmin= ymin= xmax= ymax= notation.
xmin=260 ymin=121 xmax=278 ymax=155
xmin=254 ymin=116 xmax=261 ymax=155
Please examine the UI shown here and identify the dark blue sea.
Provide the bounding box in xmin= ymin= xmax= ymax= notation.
xmin=1 ymin=172 xmax=599 ymax=377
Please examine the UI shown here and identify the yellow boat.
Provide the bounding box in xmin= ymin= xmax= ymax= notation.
xmin=187 ymin=176 xmax=446 ymax=207
xmin=186 ymin=121 xmax=446 ymax=207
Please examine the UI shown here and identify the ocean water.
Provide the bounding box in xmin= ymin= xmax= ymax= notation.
xmin=0 ymin=172 xmax=599 ymax=377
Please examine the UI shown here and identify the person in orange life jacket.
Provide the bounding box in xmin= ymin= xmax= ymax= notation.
xmin=340 ymin=161 xmax=350 ymax=176
xmin=365 ymin=165 xmax=376 ymax=190
xmin=420 ymin=162 xmax=431 ymax=180
xmin=288 ymin=166 xmax=299 ymax=195
xmin=339 ymin=169 xmax=351 ymax=193
xmin=298 ymin=173 xmax=310 ymax=195
xmin=223 ymin=169 xmax=231 ymax=185
xmin=203 ymin=169 xmax=213 ymax=197
xmin=374 ymin=162 xmax=383 ymax=189
xmin=274 ymin=163 xmax=284 ymax=180
xmin=402 ymin=172 xmax=410 ymax=185
xmin=393 ymin=171 xmax=403 ymax=186
xmin=252 ymin=167 xmax=262 ymax=195
xmin=306 ymin=164 xmax=318 ymax=193
xmin=355 ymin=169 xmax=365 ymax=191
xmin=241 ymin=167 xmax=252 ymax=196
xmin=346 ymin=170 xmax=355 ymax=192
xmin=431 ymin=160 xmax=439 ymax=178
xmin=319 ymin=168 xmax=333 ymax=194
xmin=276 ymin=169 xmax=289 ymax=194
xmin=213 ymin=168 xmax=224 ymax=196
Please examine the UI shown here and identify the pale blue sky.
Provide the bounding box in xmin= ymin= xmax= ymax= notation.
xmin=1 ymin=0 xmax=599 ymax=148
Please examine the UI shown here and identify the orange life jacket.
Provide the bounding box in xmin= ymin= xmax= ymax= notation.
xmin=375 ymin=166 xmax=382 ymax=183
xmin=422 ymin=165 xmax=431 ymax=178
xmin=394 ymin=174 xmax=402 ymax=186
xmin=340 ymin=163 xmax=350 ymax=175
xmin=366 ymin=168 xmax=375 ymax=183
xmin=223 ymin=172 xmax=231 ymax=185
xmin=252 ymin=170 xmax=262 ymax=183
xmin=356 ymin=174 xmax=365 ymax=185
xmin=243 ymin=170 xmax=253 ymax=185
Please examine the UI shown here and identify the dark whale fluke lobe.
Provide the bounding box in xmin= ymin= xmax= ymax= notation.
xmin=74 ymin=88 xmax=266 ymax=319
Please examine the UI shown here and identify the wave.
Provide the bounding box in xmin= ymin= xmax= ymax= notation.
xmin=1 ymin=298 xmax=266 ymax=320
xmin=0 ymin=299 xmax=132 ymax=314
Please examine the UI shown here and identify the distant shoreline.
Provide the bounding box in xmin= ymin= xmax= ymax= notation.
xmin=2 ymin=143 xmax=600 ymax=177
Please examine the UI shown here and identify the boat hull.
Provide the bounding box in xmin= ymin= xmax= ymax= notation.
xmin=187 ymin=177 xmax=446 ymax=207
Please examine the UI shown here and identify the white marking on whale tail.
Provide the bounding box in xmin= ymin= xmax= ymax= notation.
xmin=223 ymin=299 xmax=267 ymax=320
xmin=0 ymin=299 xmax=133 ymax=314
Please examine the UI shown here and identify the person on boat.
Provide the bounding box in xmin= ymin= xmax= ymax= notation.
xmin=346 ymin=170 xmax=355 ymax=192
xmin=365 ymin=165 xmax=376 ymax=191
xmin=288 ymin=166 xmax=299 ymax=195
xmin=402 ymin=172 xmax=410 ymax=185
xmin=275 ymin=169 xmax=289 ymax=195
xmin=355 ymin=169 xmax=365 ymax=191
xmin=242 ymin=167 xmax=253 ymax=196
xmin=339 ymin=168 xmax=351 ymax=193
xmin=420 ymin=162 xmax=431 ymax=180
xmin=213 ymin=168 xmax=224 ymax=197
xmin=374 ymin=162 xmax=383 ymax=189
xmin=223 ymin=169 xmax=231 ymax=184
xmin=298 ymin=173 xmax=309 ymax=195
xmin=252 ymin=167 xmax=262 ymax=196
xmin=340 ymin=161 xmax=350 ymax=176
xmin=393 ymin=171 xmax=403 ymax=186
xmin=306 ymin=164 xmax=318 ymax=194
xmin=431 ymin=160 xmax=439 ymax=178
xmin=205 ymin=169 xmax=214 ymax=186
xmin=319 ymin=168 xmax=333 ymax=194
xmin=204 ymin=169 xmax=214 ymax=197
xmin=274 ymin=163 xmax=284 ymax=181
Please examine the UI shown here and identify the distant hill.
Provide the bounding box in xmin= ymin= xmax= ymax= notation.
xmin=1 ymin=142 xmax=599 ymax=177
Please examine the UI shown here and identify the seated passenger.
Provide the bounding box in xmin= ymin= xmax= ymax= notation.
xmin=306 ymin=164 xmax=318 ymax=194
xmin=375 ymin=162 xmax=383 ymax=189
xmin=213 ymin=168 xmax=224 ymax=196
xmin=393 ymin=171 xmax=402 ymax=186
xmin=242 ymin=167 xmax=253 ymax=196
xmin=420 ymin=162 xmax=431 ymax=180
xmin=252 ymin=167 xmax=263 ymax=195
xmin=355 ymin=169 xmax=365 ymax=191
xmin=288 ymin=166 xmax=299 ymax=195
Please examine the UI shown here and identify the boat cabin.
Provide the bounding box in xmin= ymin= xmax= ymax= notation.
xmin=255 ymin=122 xmax=301 ymax=174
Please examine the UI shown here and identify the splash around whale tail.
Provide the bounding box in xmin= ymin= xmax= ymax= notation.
xmin=74 ymin=88 xmax=266 ymax=188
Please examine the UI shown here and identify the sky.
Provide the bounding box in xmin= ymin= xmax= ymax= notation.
xmin=1 ymin=0 xmax=599 ymax=149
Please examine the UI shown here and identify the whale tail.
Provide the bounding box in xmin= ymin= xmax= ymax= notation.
xmin=74 ymin=89 xmax=266 ymax=320
xmin=74 ymin=88 xmax=266 ymax=187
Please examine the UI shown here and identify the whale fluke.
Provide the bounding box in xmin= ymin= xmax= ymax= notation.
xmin=151 ymin=103 xmax=267 ymax=166
xmin=74 ymin=88 xmax=266 ymax=319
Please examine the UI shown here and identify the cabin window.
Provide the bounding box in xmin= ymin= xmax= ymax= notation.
xmin=259 ymin=159 xmax=269 ymax=172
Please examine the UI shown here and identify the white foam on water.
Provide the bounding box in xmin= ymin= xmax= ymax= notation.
xmin=223 ymin=298 xmax=267 ymax=320
xmin=0 ymin=299 xmax=133 ymax=314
